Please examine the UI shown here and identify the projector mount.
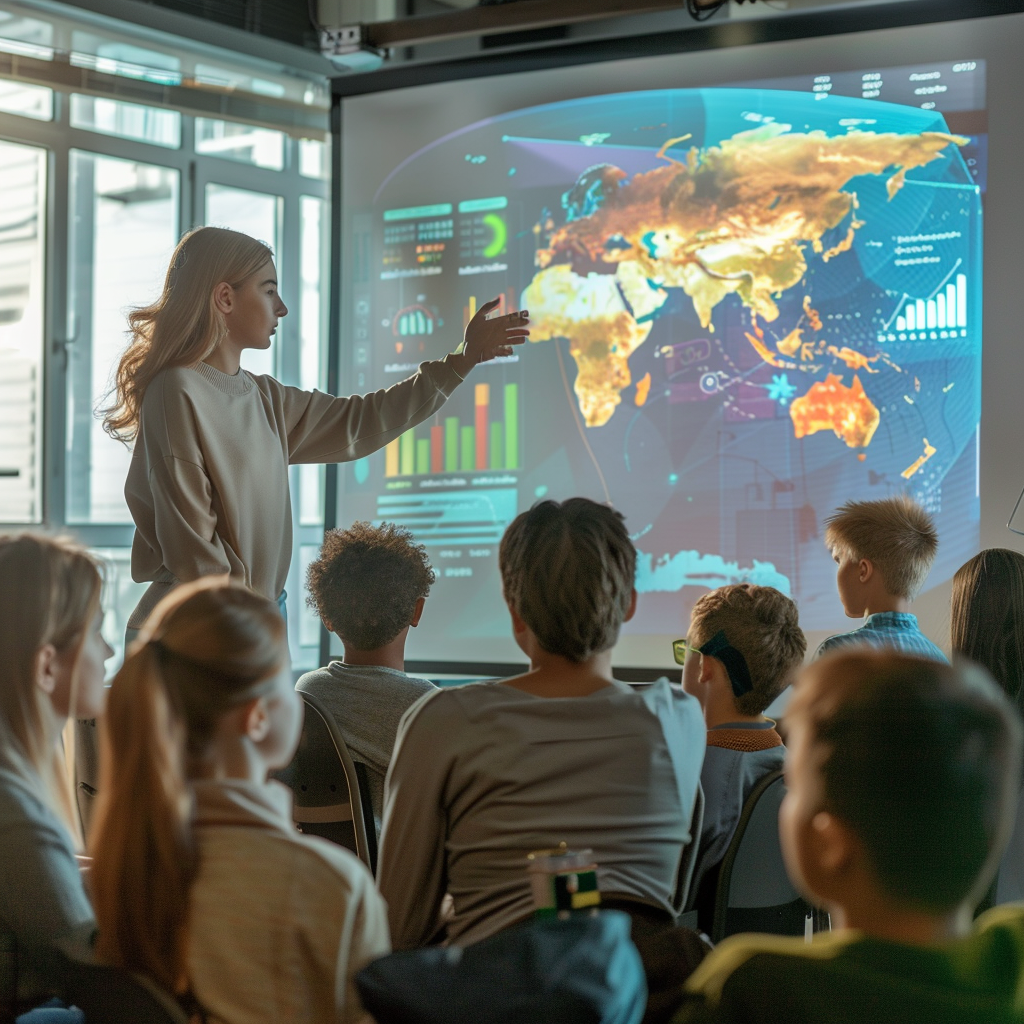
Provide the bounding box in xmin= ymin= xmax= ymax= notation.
xmin=319 ymin=0 xmax=749 ymax=70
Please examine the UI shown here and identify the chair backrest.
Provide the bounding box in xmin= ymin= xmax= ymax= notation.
xmin=674 ymin=782 xmax=704 ymax=918
xmin=274 ymin=690 xmax=376 ymax=873
xmin=711 ymin=768 xmax=816 ymax=943
xmin=39 ymin=948 xmax=189 ymax=1024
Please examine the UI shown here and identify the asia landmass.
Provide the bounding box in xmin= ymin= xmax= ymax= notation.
xmin=523 ymin=123 xmax=966 ymax=429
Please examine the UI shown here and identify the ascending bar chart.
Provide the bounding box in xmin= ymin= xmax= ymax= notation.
xmin=895 ymin=275 xmax=967 ymax=335
xmin=385 ymin=381 xmax=520 ymax=477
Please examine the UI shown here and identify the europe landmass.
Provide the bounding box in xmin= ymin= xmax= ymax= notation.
xmin=522 ymin=123 xmax=966 ymax=432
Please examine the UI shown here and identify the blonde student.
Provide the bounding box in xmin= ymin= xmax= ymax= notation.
xmin=816 ymin=494 xmax=945 ymax=660
xmin=89 ymin=579 xmax=389 ymax=1023
xmin=101 ymin=226 xmax=529 ymax=632
xmin=0 ymin=534 xmax=112 ymax=997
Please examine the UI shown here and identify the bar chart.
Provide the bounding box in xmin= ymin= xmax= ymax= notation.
xmin=385 ymin=381 xmax=520 ymax=477
xmin=376 ymin=488 xmax=518 ymax=549
xmin=893 ymin=274 xmax=967 ymax=336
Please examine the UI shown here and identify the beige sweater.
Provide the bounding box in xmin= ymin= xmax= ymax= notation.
xmin=125 ymin=357 xmax=463 ymax=627
xmin=189 ymin=779 xmax=390 ymax=1024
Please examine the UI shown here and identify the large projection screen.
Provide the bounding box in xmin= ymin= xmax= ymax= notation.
xmin=335 ymin=9 xmax=1024 ymax=673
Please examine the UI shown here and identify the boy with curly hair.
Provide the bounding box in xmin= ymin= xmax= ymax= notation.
xmin=298 ymin=522 xmax=436 ymax=831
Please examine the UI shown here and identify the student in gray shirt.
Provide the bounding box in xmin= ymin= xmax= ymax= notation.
xmin=678 ymin=583 xmax=807 ymax=932
xmin=0 ymin=534 xmax=113 ymax=1001
xmin=378 ymin=498 xmax=706 ymax=950
xmin=297 ymin=522 xmax=437 ymax=832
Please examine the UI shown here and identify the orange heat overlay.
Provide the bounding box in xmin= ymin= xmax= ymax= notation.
xmin=745 ymin=332 xmax=783 ymax=367
xmin=635 ymin=372 xmax=652 ymax=407
xmin=777 ymin=327 xmax=803 ymax=357
xmin=901 ymin=438 xmax=937 ymax=480
xmin=827 ymin=345 xmax=880 ymax=373
xmin=803 ymin=296 xmax=822 ymax=331
xmin=790 ymin=374 xmax=880 ymax=449
xmin=857 ymin=453 xmax=867 ymax=462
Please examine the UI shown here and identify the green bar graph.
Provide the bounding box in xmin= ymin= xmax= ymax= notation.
xmin=490 ymin=423 xmax=504 ymax=471
xmin=460 ymin=426 xmax=475 ymax=472
xmin=445 ymin=417 xmax=459 ymax=472
xmin=416 ymin=438 xmax=430 ymax=476
xmin=504 ymin=383 xmax=518 ymax=470
xmin=400 ymin=431 xmax=415 ymax=476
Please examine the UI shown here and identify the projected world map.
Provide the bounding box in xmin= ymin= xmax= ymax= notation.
xmin=353 ymin=79 xmax=983 ymax=637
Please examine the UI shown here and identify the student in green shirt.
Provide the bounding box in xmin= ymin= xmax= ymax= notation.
xmin=674 ymin=650 xmax=1024 ymax=1024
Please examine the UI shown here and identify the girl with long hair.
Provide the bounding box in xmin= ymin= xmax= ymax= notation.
xmin=89 ymin=579 xmax=388 ymax=1022
xmin=101 ymin=226 xmax=529 ymax=633
xmin=951 ymin=547 xmax=1024 ymax=905
xmin=0 ymin=533 xmax=111 ymax=976
xmin=951 ymin=548 xmax=1024 ymax=712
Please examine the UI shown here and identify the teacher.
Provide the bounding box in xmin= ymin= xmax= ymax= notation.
xmin=102 ymin=226 xmax=529 ymax=637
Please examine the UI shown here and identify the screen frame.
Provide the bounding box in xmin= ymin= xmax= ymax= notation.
xmin=324 ymin=0 xmax=1021 ymax=678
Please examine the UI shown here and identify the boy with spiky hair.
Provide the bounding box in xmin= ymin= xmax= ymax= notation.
xmin=297 ymin=521 xmax=436 ymax=831
xmin=817 ymin=494 xmax=945 ymax=661
xmin=674 ymin=651 xmax=1024 ymax=1024
xmin=680 ymin=584 xmax=807 ymax=928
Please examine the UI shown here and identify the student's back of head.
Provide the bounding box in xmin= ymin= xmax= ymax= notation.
xmin=0 ymin=532 xmax=106 ymax=833
xmin=90 ymin=579 xmax=290 ymax=996
xmin=306 ymin=521 xmax=435 ymax=651
xmin=787 ymin=650 xmax=1022 ymax=916
xmin=824 ymin=494 xmax=937 ymax=601
xmin=951 ymin=548 xmax=1024 ymax=714
xmin=686 ymin=583 xmax=806 ymax=716
xmin=498 ymin=498 xmax=636 ymax=662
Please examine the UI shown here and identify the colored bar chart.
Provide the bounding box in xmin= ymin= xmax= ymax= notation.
xmin=895 ymin=275 xmax=967 ymax=334
xmin=384 ymin=381 xmax=520 ymax=478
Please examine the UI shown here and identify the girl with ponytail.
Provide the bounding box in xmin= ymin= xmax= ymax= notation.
xmin=0 ymin=533 xmax=111 ymax=986
xmin=101 ymin=226 xmax=529 ymax=635
xmin=90 ymin=579 xmax=388 ymax=1022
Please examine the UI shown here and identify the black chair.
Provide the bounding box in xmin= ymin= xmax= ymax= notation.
xmin=711 ymin=768 xmax=824 ymax=942
xmin=26 ymin=948 xmax=189 ymax=1024
xmin=274 ymin=690 xmax=378 ymax=874
xmin=673 ymin=782 xmax=704 ymax=929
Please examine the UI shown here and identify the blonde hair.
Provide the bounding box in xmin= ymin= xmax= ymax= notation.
xmin=0 ymin=533 xmax=102 ymax=840
xmin=89 ymin=579 xmax=287 ymax=998
xmin=688 ymin=584 xmax=806 ymax=716
xmin=824 ymin=495 xmax=938 ymax=600
xmin=101 ymin=227 xmax=273 ymax=444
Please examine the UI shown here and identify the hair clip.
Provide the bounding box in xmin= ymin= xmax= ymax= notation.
xmin=700 ymin=630 xmax=755 ymax=698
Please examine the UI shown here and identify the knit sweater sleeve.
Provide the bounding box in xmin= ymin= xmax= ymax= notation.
xmin=266 ymin=355 xmax=465 ymax=465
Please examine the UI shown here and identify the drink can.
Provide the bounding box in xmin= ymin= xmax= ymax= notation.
xmin=527 ymin=842 xmax=601 ymax=919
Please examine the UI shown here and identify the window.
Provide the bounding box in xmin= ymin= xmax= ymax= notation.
xmin=70 ymin=95 xmax=181 ymax=148
xmin=0 ymin=140 xmax=45 ymax=523
xmin=66 ymin=152 xmax=180 ymax=524
xmin=0 ymin=79 xmax=52 ymax=119
xmin=196 ymin=119 xmax=285 ymax=171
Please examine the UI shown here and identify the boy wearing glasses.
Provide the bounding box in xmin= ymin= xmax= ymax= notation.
xmin=677 ymin=584 xmax=807 ymax=929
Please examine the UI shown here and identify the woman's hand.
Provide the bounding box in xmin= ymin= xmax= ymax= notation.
xmin=451 ymin=298 xmax=530 ymax=376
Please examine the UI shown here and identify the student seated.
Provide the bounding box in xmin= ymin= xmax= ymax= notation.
xmin=674 ymin=650 xmax=1024 ymax=1024
xmin=298 ymin=522 xmax=437 ymax=831
xmin=0 ymin=534 xmax=112 ymax=1004
xmin=89 ymin=580 xmax=389 ymax=1023
xmin=679 ymin=584 xmax=806 ymax=930
xmin=952 ymin=548 xmax=1024 ymax=904
xmin=377 ymin=498 xmax=706 ymax=950
xmin=816 ymin=495 xmax=945 ymax=660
